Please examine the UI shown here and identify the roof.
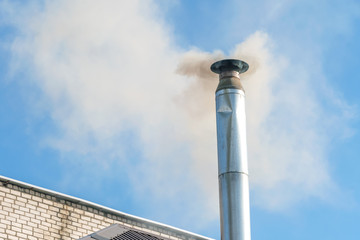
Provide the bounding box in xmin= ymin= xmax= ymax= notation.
xmin=80 ymin=224 xmax=173 ymax=240
xmin=0 ymin=175 xmax=213 ymax=240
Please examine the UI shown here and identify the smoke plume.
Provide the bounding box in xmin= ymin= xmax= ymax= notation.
xmin=177 ymin=32 xmax=350 ymax=210
xmin=2 ymin=0 xmax=354 ymax=234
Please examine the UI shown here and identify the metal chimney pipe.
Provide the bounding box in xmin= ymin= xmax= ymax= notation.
xmin=211 ymin=59 xmax=251 ymax=240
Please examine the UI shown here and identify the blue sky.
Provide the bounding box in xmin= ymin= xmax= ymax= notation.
xmin=1 ymin=0 xmax=360 ymax=239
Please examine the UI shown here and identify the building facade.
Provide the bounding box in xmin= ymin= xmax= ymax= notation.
xmin=0 ymin=176 xmax=212 ymax=240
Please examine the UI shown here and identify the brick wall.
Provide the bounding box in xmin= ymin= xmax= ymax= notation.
xmin=0 ymin=177 xmax=209 ymax=240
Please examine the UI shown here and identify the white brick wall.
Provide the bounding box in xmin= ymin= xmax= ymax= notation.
xmin=0 ymin=182 xmax=119 ymax=239
xmin=0 ymin=178 xmax=208 ymax=240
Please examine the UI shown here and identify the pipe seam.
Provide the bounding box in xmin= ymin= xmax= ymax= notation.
xmin=218 ymin=172 xmax=249 ymax=177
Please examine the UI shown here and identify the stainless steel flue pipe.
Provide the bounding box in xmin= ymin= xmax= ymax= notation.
xmin=211 ymin=59 xmax=251 ymax=240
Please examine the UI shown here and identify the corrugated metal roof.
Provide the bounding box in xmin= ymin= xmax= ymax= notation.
xmin=79 ymin=224 xmax=171 ymax=240
xmin=111 ymin=230 xmax=163 ymax=240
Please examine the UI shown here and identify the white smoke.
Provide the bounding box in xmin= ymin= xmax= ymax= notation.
xmin=178 ymin=31 xmax=354 ymax=210
xmin=233 ymin=33 xmax=336 ymax=209
xmin=2 ymin=0 xmax=354 ymax=233
xmin=5 ymin=0 xmax=217 ymax=228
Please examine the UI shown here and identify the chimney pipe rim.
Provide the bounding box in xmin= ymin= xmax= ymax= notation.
xmin=211 ymin=59 xmax=249 ymax=74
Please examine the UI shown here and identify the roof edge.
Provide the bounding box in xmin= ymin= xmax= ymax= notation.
xmin=0 ymin=175 xmax=214 ymax=240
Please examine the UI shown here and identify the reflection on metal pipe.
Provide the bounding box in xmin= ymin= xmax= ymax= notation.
xmin=211 ymin=59 xmax=251 ymax=240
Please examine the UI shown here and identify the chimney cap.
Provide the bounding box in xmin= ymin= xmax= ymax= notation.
xmin=210 ymin=59 xmax=249 ymax=74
